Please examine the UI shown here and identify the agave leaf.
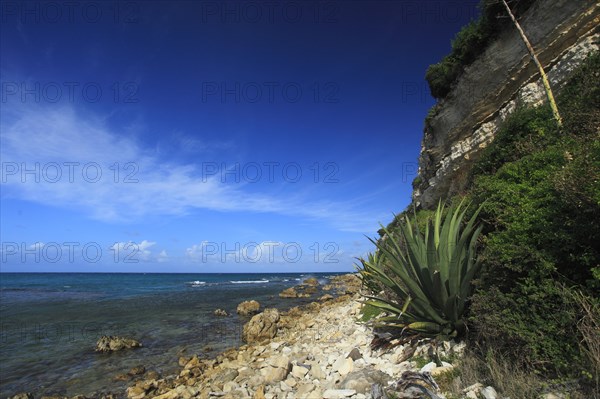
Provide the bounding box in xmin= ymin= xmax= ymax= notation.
xmin=434 ymin=200 xmax=443 ymax=248
xmin=444 ymin=294 xmax=459 ymax=323
xmin=360 ymin=303 xmax=384 ymax=322
xmin=364 ymin=298 xmax=405 ymax=315
xmin=431 ymin=270 xmax=448 ymax=311
xmin=364 ymin=296 xmax=417 ymax=321
xmin=371 ymin=321 xmax=410 ymax=330
xmin=358 ymin=199 xmax=484 ymax=339
xmin=397 ymin=222 xmax=432 ymax=295
xmin=406 ymin=321 xmax=445 ymax=334
xmin=459 ymin=225 xmax=484 ymax=298
xmin=372 ymin=235 xmax=429 ymax=304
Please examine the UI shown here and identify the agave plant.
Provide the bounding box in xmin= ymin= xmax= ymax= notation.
xmin=358 ymin=200 xmax=483 ymax=338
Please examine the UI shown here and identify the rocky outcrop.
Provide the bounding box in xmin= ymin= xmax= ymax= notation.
xmin=129 ymin=365 xmax=146 ymax=375
xmin=242 ymin=308 xmax=280 ymax=343
xmin=236 ymin=300 xmax=260 ymax=316
xmin=320 ymin=294 xmax=334 ymax=302
xmin=330 ymin=273 xmax=362 ymax=294
xmin=95 ymin=336 xmax=142 ymax=353
xmin=303 ymin=277 xmax=319 ymax=286
xmin=279 ymin=285 xmax=314 ymax=298
xmin=8 ymin=394 xmax=33 ymax=399
xmin=279 ymin=287 xmax=298 ymax=298
xmin=214 ymin=308 xmax=229 ymax=317
xmin=413 ymin=0 xmax=600 ymax=209
xmin=114 ymin=365 xmax=147 ymax=382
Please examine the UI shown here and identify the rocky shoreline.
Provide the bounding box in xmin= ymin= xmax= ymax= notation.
xmin=7 ymin=275 xmax=488 ymax=399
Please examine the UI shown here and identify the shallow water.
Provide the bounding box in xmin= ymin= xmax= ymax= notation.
xmin=0 ymin=272 xmax=338 ymax=396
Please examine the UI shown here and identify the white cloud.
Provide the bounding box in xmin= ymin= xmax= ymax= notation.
xmin=157 ymin=250 xmax=169 ymax=263
xmin=186 ymin=241 xmax=211 ymax=260
xmin=28 ymin=242 xmax=45 ymax=250
xmin=0 ymin=103 xmax=385 ymax=232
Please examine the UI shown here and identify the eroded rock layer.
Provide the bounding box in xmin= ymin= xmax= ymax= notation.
xmin=414 ymin=0 xmax=600 ymax=209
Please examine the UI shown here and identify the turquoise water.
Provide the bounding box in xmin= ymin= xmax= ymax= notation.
xmin=0 ymin=272 xmax=340 ymax=396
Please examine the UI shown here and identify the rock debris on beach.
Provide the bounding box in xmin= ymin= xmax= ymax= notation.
xmin=11 ymin=275 xmax=462 ymax=399
xmin=118 ymin=277 xmax=448 ymax=399
xmin=94 ymin=335 xmax=142 ymax=353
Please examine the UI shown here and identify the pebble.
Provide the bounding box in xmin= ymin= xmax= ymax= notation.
xmin=309 ymin=364 xmax=327 ymax=380
xmin=322 ymin=388 xmax=357 ymax=398
xmin=481 ymin=386 xmax=499 ymax=399
xmin=420 ymin=361 xmax=437 ymax=372
xmin=291 ymin=365 xmax=309 ymax=379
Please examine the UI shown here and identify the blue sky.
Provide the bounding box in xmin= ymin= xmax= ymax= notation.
xmin=0 ymin=1 xmax=480 ymax=273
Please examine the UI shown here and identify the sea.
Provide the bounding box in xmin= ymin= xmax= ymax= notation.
xmin=0 ymin=272 xmax=345 ymax=397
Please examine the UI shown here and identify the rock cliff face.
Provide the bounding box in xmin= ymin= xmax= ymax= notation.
xmin=413 ymin=0 xmax=600 ymax=209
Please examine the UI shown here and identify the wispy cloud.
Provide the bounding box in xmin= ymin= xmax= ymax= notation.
xmin=28 ymin=242 xmax=45 ymax=251
xmin=157 ymin=250 xmax=169 ymax=263
xmin=1 ymin=103 xmax=384 ymax=232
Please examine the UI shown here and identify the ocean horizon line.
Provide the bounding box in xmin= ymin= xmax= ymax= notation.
xmin=0 ymin=270 xmax=355 ymax=275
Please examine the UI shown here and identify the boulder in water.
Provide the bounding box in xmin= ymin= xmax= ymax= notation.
xmin=303 ymin=277 xmax=319 ymax=286
xmin=279 ymin=287 xmax=298 ymax=298
xmin=237 ymin=300 xmax=260 ymax=316
xmin=214 ymin=308 xmax=229 ymax=317
xmin=95 ymin=335 xmax=142 ymax=353
xmin=9 ymin=394 xmax=33 ymax=399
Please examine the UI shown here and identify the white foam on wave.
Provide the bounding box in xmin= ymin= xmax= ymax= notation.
xmin=230 ymin=280 xmax=269 ymax=284
xmin=187 ymin=281 xmax=206 ymax=286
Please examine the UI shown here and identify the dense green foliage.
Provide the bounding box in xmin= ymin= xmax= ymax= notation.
xmin=373 ymin=53 xmax=599 ymax=383
xmin=425 ymin=20 xmax=490 ymax=99
xmin=467 ymin=52 xmax=600 ymax=376
xmin=359 ymin=201 xmax=483 ymax=338
xmin=426 ymin=0 xmax=536 ymax=99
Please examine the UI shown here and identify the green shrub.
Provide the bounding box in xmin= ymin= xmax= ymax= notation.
xmin=469 ymin=106 xmax=559 ymax=178
xmin=466 ymin=53 xmax=600 ymax=376
xmin=412 ymin=175 xmax=422 ymax=190
xmin=426 ymin=56 xmax=462 ymax=99
xmin=359 ymin=200 xmax=483 ymax=338
xmin=425 ymin=0 xmax=537 ymax=100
